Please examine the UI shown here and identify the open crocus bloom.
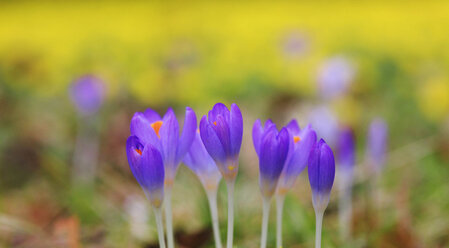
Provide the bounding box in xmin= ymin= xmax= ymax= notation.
xmin=126 ymin=136 xmax=165 ymax=208
xmin=184 ymin=131 xmax=222 ymax=191
xmin=253 ymin=119 xmax=290 ymax=198
xmin=277 ymin=120 xmax=317 ymax=195
xmin=199 ymin=103 xmax=243 ymax=182
xmin=130 ymin=107 xmax=197 ymax=185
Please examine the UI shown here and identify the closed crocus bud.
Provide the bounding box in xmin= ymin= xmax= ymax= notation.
xmin=200 ymin=103 xmax=243 ymax=182
xmin=130 ymin=107 xmax=197 ymax=185
xmin=308 ymin=139 xmax=336 ymax=213
xmin=253 ymin=120 xmax=290 ymax=198
xmin=366 ymin=118 xmax=388 ymax=174
xmin=184 ymin=131 xmax=222 ymax=191
xmin=126 ymin=136 xmax=165 ymax=208
xmin=69 ymin=75 xmax=105 ymax=116
xmin=277 ymin=120 xmax=317 ymax=194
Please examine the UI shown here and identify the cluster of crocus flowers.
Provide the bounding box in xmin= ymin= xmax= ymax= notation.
xmin=126 ymin=102 xmax=338 ymax=248
xmin=126 ymin=103 xmax=242 ymax=248
xmin=129 ymin=107 xmax=197 ymax=248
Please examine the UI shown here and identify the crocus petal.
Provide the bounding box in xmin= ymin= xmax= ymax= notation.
xmin=144 ymin=108 xmax=162 ymax=123
xmin=130 ymin=112 xmax=161 ymax=150
xmin=208 ymin=103 xmax=230 ymax=124
xmin=229 ymin=103 xmax=243 ymax=157
xmin=183 ymin=132 xmax=222 ymax=191
xmin=126 ymin=136 xmax=145 ymax=187
xmin=176 ymin=107 xmax=197 ymax=164
xmin=141 ymin=143 xmax=165 ymax=208
xmin=281 ymin=127 xmax=317 ymax=188
xmin=252 ymin=119 xmax=264 ymax=156
xmin=286 ymin=119 xmax=300 ymax=134
xmin=200 ymin=116 xmax=227 ymax=165
xmin=212 ymin=115 xmax=232 ymax=156
xmin=159 ymin=109 xmax=179 ymax=174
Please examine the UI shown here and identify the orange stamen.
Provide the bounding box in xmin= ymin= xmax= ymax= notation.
xmin=135 ymin=148 xmax=142 ymax=155
xmin=151 ymin=121 xmax=163 ymax=138
xmin=213 ymin=121 xmax=217 ymax=126
xmin=294 ymin=136 xmax=301 ymax=143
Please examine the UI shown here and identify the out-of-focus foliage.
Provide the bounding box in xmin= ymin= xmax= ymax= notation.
xmin=1 ymin=1 xmax=449 ymax=247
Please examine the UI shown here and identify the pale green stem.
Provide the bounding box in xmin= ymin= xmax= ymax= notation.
xmin=164 ymin=187 xmax=175 ymax=248
xmin=154 ymin=207 xmax=167 ymax=248
xmin=315 ymin=211 xmax=324 ymax=248
xmin=275 ymin=194 xmax=285 ymax=248
xmin=207 ymin=190 xmax=222 ymax=248
xmin=260 ymin=197 xmax=271 ymax=248
xmin=338 ymin=177 xmax=352 ymax=241
xmin=226 ymin=181 xmax=235 ymax=248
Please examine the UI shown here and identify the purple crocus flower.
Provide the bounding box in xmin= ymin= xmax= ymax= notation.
xmin=199 ymin=103 xmax=243 ymax=182
xmin=130 ymin=107 xmax=197 ymax=184
xmin=308 ymin=139 xmax=336 ymax=213
xmin=338 ymin=127 xmax=356 ymax=170
xmin=277 ymin=120 xmax=317 ymax=194
xmin=366 ymin=118 xmax=388 ymax=173
xmin=126 ymin=136 xmax=165 ymax=208
xmin=253 ymin=119 xmax=290 ymax=198
xmin=183 ymin=131 xmax=222 ymax=191
xmin=69 ymin=75 xmax=105 ymax=116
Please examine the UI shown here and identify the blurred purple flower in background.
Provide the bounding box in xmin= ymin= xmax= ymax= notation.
xmin=282 ymin=31 xmax=309 ymax=59
xmin=338 ymin=127 xmax=356 ymax=171
xmin=69 ymin=75 xmax=105 ymax=116
xmin=308 ymin=105 xmax=339 ymax=148
xmin=366 ymin=118 xmax=388 ymax=174
xmin=317 ymin=56 xmax=355 ymax=99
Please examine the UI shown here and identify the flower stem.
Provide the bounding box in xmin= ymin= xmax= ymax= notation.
xmin=315 ymin=211 xmax=324 ymax=248
xmin=275 ymin=194 xmax=285 ymax=248
xmin=338 ymin=176 xmax=352 ymax=241
xmin=207 ymin=190 xmax=222 ymax=248
xmin=260 ymin=197 xmax=271 ymax=248
xmin=164 ymin=187 xmax=175 ymax=248
xmin=154 ymin=207 xmax=167 ymax=248
xmin=226 ymin=181 xmax=235 ymax=248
